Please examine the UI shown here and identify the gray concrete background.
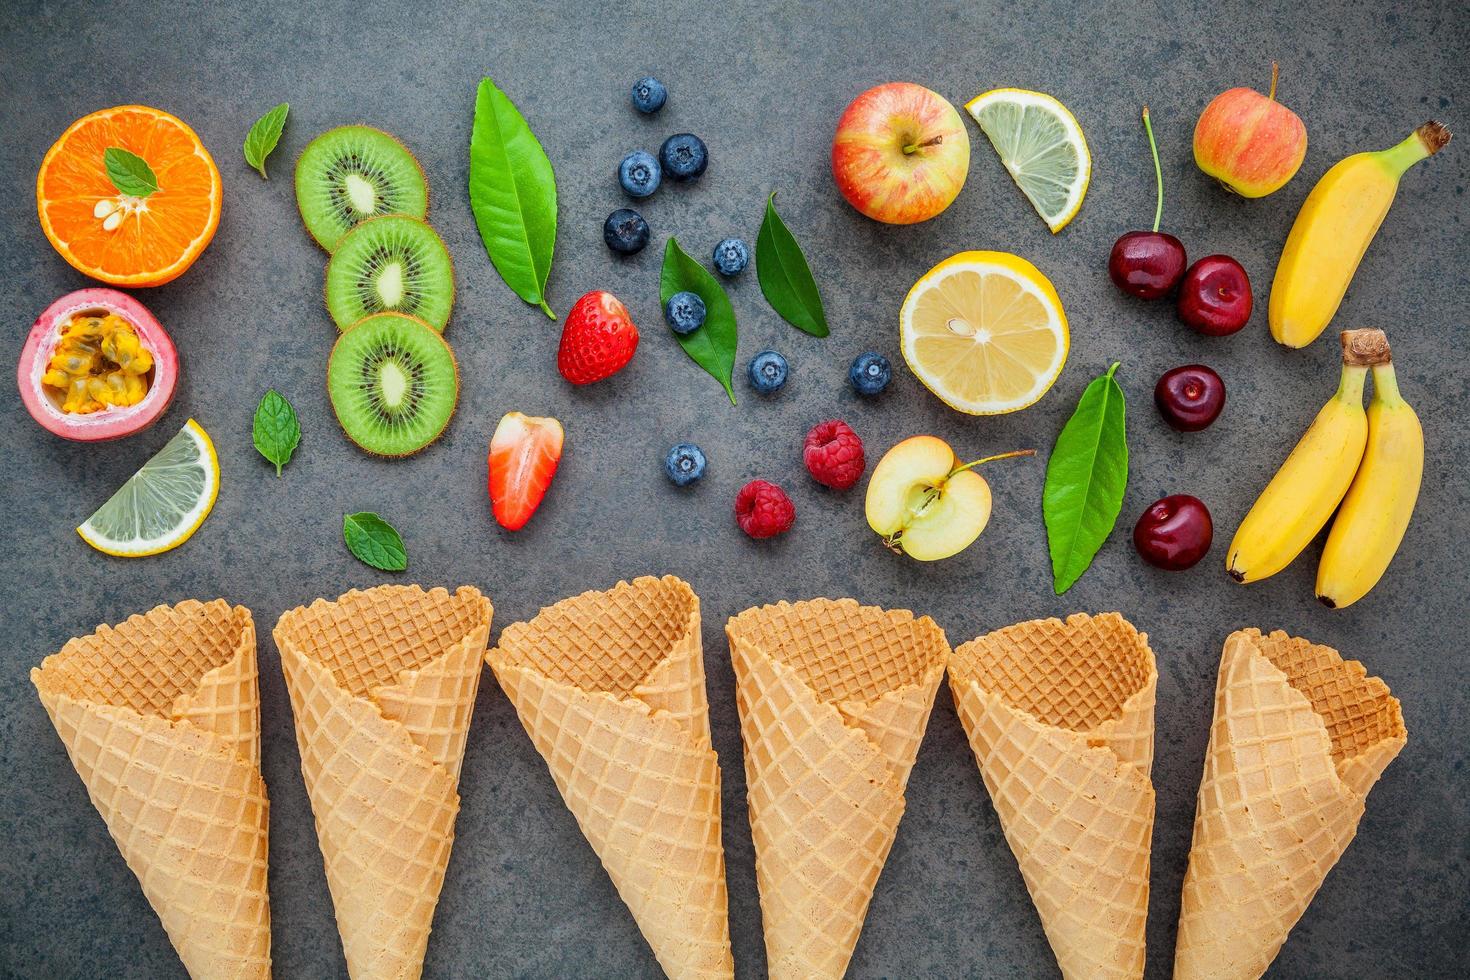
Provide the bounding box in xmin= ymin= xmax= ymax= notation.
xmin=1 ymin=0 xmax=1466 ymax=976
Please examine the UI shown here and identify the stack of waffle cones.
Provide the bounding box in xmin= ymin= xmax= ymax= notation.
xmin=32 ymin=599 xmax=271 ymax=979
xmin=1173 ymin=628 xmax=1407 ymax=979
xmin=274 ymin=584 xmax=491 ymax=980
xmin=725 ymin=598 xmax=949 ymax=979
xmin=949 ymin=612 xmax=1157 ymax=980
xmin=487 ymin=575 xmax=734 ymax=980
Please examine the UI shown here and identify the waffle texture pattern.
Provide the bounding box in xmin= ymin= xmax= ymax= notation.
xmin=949 ymin=612 xmax=1157 ymax=980
xmin=488 ymin=575 xmax=734 ymax=979
xmin=725 ymin=597 xmax=949 ymax=980
xmin=274 ymin=584 xmax=491 ymax=980
xmin=1173 ymin=628 xmax=1406 ymax=980
xmin=32 ymin=599 xmax=271 ymax=979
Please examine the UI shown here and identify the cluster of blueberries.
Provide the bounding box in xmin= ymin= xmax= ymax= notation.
xmin=604 ymin=79 xmax=895 ymax=489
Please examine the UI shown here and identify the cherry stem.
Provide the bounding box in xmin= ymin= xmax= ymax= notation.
xmin=949 ymin=449 xmax=1036 ymax=477
xmin=1143 ymin=106 xmax=1164 ymax=233
xmin=903 ymin=135 xmax=944 ymax=155
xmin=1268 ymin=61 xmax=1279 ymax=101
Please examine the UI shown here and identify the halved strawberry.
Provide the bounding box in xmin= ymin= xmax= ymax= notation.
xmin=488 ymin=412 xmax=564 ymax=531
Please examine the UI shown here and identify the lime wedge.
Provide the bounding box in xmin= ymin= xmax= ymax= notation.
xmin=78 ymin=419 xmax=219 ymax=557
xmin=967 ymin=89 xmax=1091 ymax=233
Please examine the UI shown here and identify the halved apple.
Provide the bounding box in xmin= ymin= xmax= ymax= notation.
xmin=865 ymin=436 xmax=1031 ymax=561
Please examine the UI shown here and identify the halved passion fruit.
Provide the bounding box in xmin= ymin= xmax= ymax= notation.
xmin=18 ymin=288 xmax=178 ymax=441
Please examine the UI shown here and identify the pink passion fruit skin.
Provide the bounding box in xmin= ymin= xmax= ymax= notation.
xmin=17 ymin=288 xmax=177 ymax=441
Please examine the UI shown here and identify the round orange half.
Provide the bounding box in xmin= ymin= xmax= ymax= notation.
xmin=37 ymin=106 xmax=222 ymax=287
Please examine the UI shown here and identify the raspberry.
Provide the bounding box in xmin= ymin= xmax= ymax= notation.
xmin=803 ymin=419 xmax=866 ymax=490
xmin=734 ymin=480 xmax=795 ymax=539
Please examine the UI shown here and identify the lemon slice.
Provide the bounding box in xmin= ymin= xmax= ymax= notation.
xmin=967 ymin=88 xmax=1090 ymax=232
xmin=900 ymin=251 xmax=1069 ymax=415
xmin=78 ymin=419 xmax=220 ymax=557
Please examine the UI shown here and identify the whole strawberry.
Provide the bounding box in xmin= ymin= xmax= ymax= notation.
xmin=735 ymin=480 xmax=795 ymax=539
xmin=804 ymin=419 xmax=865 ymax=490
xmin=558 ymin=290 xmax=639 ymax=384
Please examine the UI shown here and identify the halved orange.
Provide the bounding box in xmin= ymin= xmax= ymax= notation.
xmin=37 ymin=106 xmax=222 ymax=287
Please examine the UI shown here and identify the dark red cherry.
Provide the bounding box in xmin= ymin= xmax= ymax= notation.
xmin=1177 ymin=255 xmax=1252 ymax=335
xmin=1133 ymin=494 xmax=1213 ymax=570
xmin=1109 ymin=231 xmax=1188 ymax=299
xmin=1155 ymin=365 xmax=1226 ymax=431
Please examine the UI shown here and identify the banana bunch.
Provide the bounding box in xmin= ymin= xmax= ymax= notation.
xmin=1269 ymin=122 xmax=1450 ymax=349
xmin=1227 ymin=329 xmax=1423 ymax=608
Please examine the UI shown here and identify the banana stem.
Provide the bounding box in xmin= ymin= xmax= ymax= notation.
xmin=1370 ymin=362 xmax=1404 ymax=406
xmin=1335 ymin=363 xmax=1369 ymax=404
xmin=1379 ymin=122 xmax=1451 ymax=175
xmin=1143 ymin=106 xmax=1164 ymax=233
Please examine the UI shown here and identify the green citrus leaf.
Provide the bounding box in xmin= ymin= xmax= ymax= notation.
xmin=343 ymin=512 xmax=407 ymax=571
xmin=469 ymin=77 xmax=557 ymax=318
xmin=756 ymin=192 xmax=828 ymax=337
xmin=243 ymin=102 xmax=289 ymax=179
xmin=251 ymin=388 xmax=300 ymax=476
xmin=660 ymin=237 xmax=738 ymax=405
xmin=1043 ymin=363 xmax=1128 ymax=594
xmin=103 ymin=147 xmax=158 ymax=198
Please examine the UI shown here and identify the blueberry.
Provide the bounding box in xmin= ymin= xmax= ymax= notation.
xmin=665 ymin=291 xmax=706 ymax=334
xmin=659 ymin=133 xmax=707 ymax=181
xmin=712 ymin=238 xmax=749 ymax=276
xmin=618 ymin=150 xmax=661 ymax=198
xmin=603 ymin=208 xmax=650 ymax=255
xmin=849 ymin=352 xmax=891 ymax=395
xmin=631 ymin=76 xmax=667 ymax=114
xmin=747 ymin=350 xmax=788 ymax=394
xmin=664 ymin=443 xmax=707 ymax=486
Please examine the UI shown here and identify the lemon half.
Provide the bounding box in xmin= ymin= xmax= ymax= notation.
xmin=78 ymin=418 xmax=220 ymax=557
xmin=967 ymin=88 xmax=1091 ymax=233
xmin=900 ymin=251 xmax=1069 ymax=415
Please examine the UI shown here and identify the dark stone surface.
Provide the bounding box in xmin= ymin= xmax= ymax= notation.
xmin=2 ymin=0 xmax=1466 ymax=976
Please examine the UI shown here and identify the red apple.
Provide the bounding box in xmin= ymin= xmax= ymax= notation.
xmin=832 ymin=82 xmax=970 ymax=224
xmin=1193 ymin=63 xmax=1307 ymax=198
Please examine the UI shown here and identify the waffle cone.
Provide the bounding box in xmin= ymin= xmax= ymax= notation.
xmin=949 ymin=612 xmax=1157 ymax=980
xmin=1173 ymin=629 xmax=1406 ymax=980
xmin=31 ymin=599 xmax=270 ymax=979
xmin=488 ymin=576 xmax=733 ymax=979
xmin=725 ymin=598 xmax=948 ymax=980
xmin=274 ymin=585 xmax=491 ymax=980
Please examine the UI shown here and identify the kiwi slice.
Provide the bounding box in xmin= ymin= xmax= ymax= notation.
xmin=295 ymin=126 xmax=429 ymax=251
xmin=325 ymin=215 xmax=454 ymax=331
xmin=327 ymin=312 xmax=458 ymax=457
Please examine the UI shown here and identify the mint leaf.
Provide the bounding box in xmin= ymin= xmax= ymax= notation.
xmin=252 ymin=388 xmax=300 ymax=476
xmin=1043 ymin=363 xmax=1129 ymax=594
xmin=103 ymin=147 xmax=159 ymax=198
xmin=243 ymin=102 xmax=289 ymax=179
xmin=756 ymin=192 xmax=828 ymax=337
xmin=469 ymin=78 xmax=558 ymax=318
xmin=343 ymin=512 xmax=407 ymax=571
xmin=661 ymin=237 xmax=738 ymax=405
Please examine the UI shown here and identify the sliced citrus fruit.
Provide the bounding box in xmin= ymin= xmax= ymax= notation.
xmin=900 ymin=251 xmax=1069 ymax=415
xmin=966 ymin=89 xmax=1090 ymax=233
xmin=78 ymin=419 xmax=220 ymax=557
xmin=37 ymin=105 xmax=222 ymax=286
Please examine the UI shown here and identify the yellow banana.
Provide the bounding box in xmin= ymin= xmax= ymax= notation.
xmin=1226 ymin=331 xmax=1386 ymax=583
xmin=1317 ymin=356 xmax=1423 ymax=609
xmin=1269 ymin=122 xmax=1451 ymax=348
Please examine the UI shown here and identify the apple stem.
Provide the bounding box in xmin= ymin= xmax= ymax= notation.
xmin=949 ymin=448 xmax=1036 ymax=477
xmin=1143 ymin=106 xmax=1164 ymax=234
xmin=1268 ymin=61 xmax=1279 ymax=101
xmin=903 ymin=135 xmax=944 ymax=155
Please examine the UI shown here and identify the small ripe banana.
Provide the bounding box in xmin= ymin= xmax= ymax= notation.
xmin=1269 ymin=122 xmax=1451 ymax=349
xmin=1226 ymin=330 xmax=1385 ymax=583
xmin=1317 ymin=351 xmax=1424 ymax=609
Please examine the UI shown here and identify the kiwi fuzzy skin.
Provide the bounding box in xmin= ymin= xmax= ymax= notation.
xmin=322 ymin=214 xmax=456 ymax=332
xmin=326 ymin=312 xmax=459 ymax=458
xmin=294 ymin=125 xmax=431 ymax=253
